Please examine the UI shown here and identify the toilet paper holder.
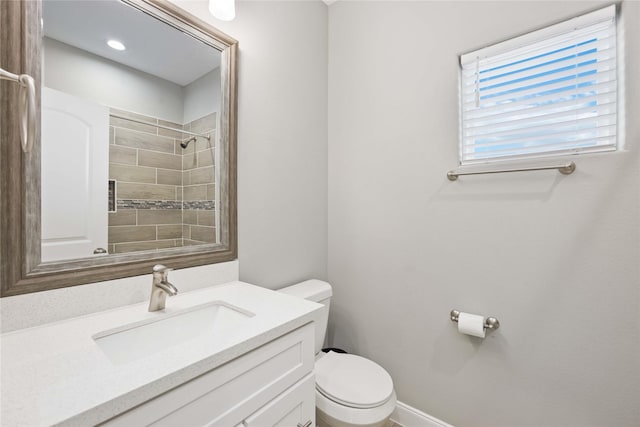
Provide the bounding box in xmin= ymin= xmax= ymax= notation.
xmin=450 ymin=310 xmax=500 ymax=331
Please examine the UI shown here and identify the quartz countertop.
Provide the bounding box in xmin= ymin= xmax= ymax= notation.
xmin=0 ymin=281 xmax=321 ymax=426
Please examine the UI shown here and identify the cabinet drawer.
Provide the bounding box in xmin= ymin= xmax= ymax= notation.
xmin=243 ymin=373 xmax=315 ymax=427
xmin=103 ymin=323 xmax=314 ymax=427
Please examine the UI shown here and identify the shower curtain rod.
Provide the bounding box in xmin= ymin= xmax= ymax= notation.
xmin=110 ymin=114 xmax=211 ymax=141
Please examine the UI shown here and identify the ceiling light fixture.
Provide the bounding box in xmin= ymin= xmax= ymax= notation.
xmin=209 ymin=0 xmax=235 ymax=21
xmin=107 ymin=40 xmax=126 ymax=51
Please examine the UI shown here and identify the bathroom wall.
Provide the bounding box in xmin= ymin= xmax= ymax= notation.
xmin=328 ymin=2 xmax=639 ymax=427
xmin=172 ymin=0 xmax=329 ymax=287
xmin=183 ymin=68 xmax=221 ymax=124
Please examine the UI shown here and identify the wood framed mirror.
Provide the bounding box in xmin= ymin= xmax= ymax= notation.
xmin=0 ymin=0 xmax=237 ymax=296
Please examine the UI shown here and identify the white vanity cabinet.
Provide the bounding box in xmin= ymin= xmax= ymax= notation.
xmin=101 ymin=323 xmax=315 ymax=427
xmin=243 ymin=373 xmax=315 ymax=427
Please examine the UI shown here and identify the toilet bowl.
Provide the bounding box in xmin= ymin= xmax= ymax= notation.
xmin=278 ymin=280 xmax=397 ymax=427
xmin=315 ymin=351 xmax=397 ymax=427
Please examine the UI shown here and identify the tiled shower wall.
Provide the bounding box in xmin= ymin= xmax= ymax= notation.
xmin=108 ymin=108 xmax=216 ymax=254
xmin=182 ymin=114 xmax=217 ymax=246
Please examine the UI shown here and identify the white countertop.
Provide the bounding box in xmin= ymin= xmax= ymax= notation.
xmin=0 ymin=281 xmax=321 ymax=427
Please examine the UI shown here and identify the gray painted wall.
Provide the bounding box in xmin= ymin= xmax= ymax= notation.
xmin=328 ymin=1 xmax=639 ymax=426
xmin=183 ymin=68 xmax=221 ymax=124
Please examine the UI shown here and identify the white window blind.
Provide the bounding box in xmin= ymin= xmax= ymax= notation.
xmin=459 ymin=5 xmax=617 ymax=164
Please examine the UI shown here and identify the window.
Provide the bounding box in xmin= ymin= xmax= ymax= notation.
xmin=459 ymin=6 xmax=617 ymax=164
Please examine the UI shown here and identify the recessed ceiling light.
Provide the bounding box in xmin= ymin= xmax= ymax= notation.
xmin=107 ymin=40 xmax=126 ymax=51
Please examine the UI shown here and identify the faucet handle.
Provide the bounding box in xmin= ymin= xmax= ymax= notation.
xmin=152 ymin=264 xmax=172 ymax=274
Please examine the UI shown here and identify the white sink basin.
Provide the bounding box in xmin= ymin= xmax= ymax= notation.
xmin=93 ymin=301 xmax=254 ymax=364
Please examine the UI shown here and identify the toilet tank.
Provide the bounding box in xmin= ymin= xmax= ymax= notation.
xmin=278 ymin=280 xmax=332 ymax=355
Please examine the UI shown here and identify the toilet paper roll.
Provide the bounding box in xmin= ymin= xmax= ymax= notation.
xmin=457 ymin=312 xmax=486 ymax=338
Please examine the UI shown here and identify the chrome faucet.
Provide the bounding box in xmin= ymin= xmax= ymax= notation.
xmin=148 ymin=264 xmax=178 ymax=312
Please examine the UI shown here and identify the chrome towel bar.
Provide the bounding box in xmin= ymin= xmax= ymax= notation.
xmin=447 ymin=161 xmax=576 ymax=181
xmin=450 ymin=309 xmax=500 ymax=331
xmin=1 ymin=67 xmax=36 ymax=153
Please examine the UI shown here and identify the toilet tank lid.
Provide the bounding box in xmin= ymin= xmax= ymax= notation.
xmin=278 ymin=279 xmax=332 ymax=302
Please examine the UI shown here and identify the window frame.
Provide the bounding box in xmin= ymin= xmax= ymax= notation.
xmin=458 ymin=5 xmax=618 ymax=166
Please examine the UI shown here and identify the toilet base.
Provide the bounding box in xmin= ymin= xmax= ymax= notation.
xmin=315 ymin=389 xmax=397 ymax=427
xmin=316 ymin=409 xmax=392 ymax=427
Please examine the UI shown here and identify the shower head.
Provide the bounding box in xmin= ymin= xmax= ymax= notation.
xmin=180 ymin=136 xmax=196 ymax=149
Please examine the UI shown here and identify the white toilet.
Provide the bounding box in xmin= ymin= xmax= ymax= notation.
xmin=279 ymin=280 xmax=397 ymax=427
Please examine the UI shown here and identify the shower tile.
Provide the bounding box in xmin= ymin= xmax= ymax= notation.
xmin=138 ymin=210 xmax=182 ymax=225
xmin=183 ymin=152 xmax=198 ymax=170
xmin=207 ymin=184 xmax=215 ymax=200
xmin=108 ymin=210 xmax=136 ymax=226
xmin=183 ymin=185 xmax=207 ymax=201
xmin=157 ymin=224 xmax=183 ymax=239
xmin=157 ymin=169 xmax=182 ymax=185
xmin=110 ymin=116 xmax=158 ymax=135
xmin=197 ymin=210 xmax=215 ymax=227
xmin=190 ymin=167 xmax=214 ymax=185
xmin=108 ymin=225 xmax=156 ymax=243
xmin=109 ymin=145 xmax=137 ymax=166
xmin=117 ymin=200 xmax=182 ymax=210
xmin=195 ymin=137 xmax=214 ymax=152
xmin=157 ymin=120 xmax=185 ymax=139
xmin=117 ymin=183 xmax=176 ymax=200
xmin=190 ymin=225 xmax=216 ymax=243
xmin=197 ymin=150 xmax=215 ymax=168
xmin=105 ymin=107 xmax=220 ymax=255
xmin=183 ymin=200 xmax=215 ymax=210
xmin=109 ymin=164 xmax=156 ymax=184
xmin=189 ymin=112 xmax=216 ymax=134
xmin=183 ymin=210 xmax=197 ymax=225
xmin=115 ymin=128 xmax=175 ymax=154
xmin=138 ymin=150 xmax=181 ymax=170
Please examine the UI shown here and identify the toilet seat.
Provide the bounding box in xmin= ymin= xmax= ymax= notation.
xmin=315 ymin=351 xmax=394 ymax=409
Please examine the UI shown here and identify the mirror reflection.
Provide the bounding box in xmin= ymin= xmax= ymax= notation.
xmin=41 ymin=0 xmax=222 ymax=262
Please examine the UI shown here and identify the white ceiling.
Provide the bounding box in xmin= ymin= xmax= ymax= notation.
xmin=42 ymin=0 xmax=221 ymax=87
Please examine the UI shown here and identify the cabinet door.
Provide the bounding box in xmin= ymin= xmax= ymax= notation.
xmin=243 ymin=374 xmax=315 ymax=427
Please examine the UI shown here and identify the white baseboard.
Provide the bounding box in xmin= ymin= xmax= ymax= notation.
xmin=390 ymin=401 xmax=454 ymax=427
